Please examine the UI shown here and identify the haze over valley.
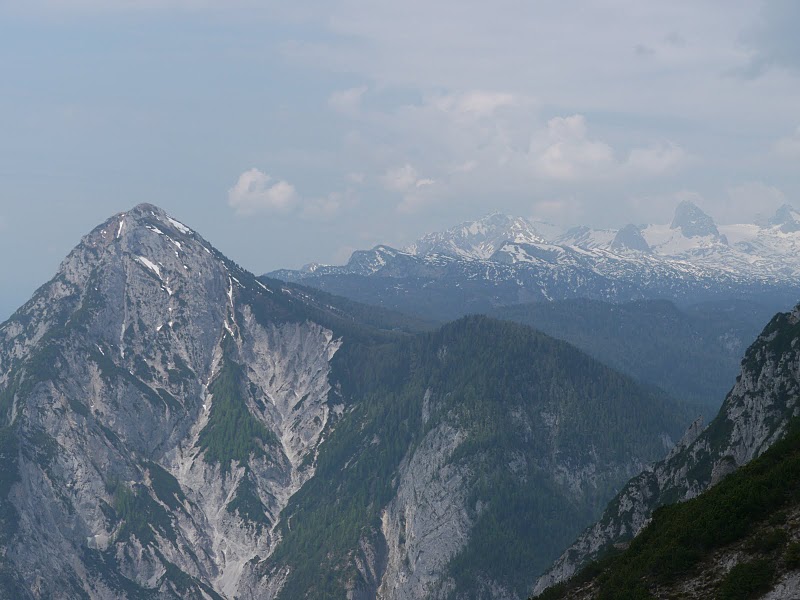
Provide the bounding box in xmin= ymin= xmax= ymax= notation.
xmin=1 ymin=1 xmax=799 ymax=599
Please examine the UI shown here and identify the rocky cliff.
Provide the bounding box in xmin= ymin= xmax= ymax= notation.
xmin=533 ymin=304 xmax=800 ymax=596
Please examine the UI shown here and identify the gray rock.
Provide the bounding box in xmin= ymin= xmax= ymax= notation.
xmin=533 ymin=304 xmax=800 ymax=596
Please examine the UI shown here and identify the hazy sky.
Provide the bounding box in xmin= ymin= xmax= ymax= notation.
xmin=1 ymin=1 xmax=799 ymax=320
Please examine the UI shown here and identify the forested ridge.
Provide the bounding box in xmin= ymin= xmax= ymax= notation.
xmin=258 ymin=316 xmax=694 ymax=598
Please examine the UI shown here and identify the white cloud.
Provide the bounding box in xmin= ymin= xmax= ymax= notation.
xmin=276 ymin=2 xmax=795 ymax=228
xmin=774 ymin=126 xmax=800 ymax=159
xmin=286 ymin=2 xmax=763 ymax=123
xmin=228 ymin=168 xmax=357 ymax=220
xmin=526 ymin=116 xmax=686 ymax=181
xmin=430 ymin=90 xmax=525 ymax=118
xmin=328 ymin=87 xmax=690 ymax=220
xmin=328 ymin=86 xmax=368 ymax=117
xmin=228 ymin=168 xmax=298 ymax=216
xmin=301 ymin=189 xmax=358 ymax=220
xmin=347 ymin=172 xmax=366 ymax=184
xmin=301 ymin=195 xmax=341 ymax=220
xmin=381 ymin=164 xmax=427 ymax=192
xmin=380 ymin=164 xmax=439 ymax=213
xmin=396 ymin=190 xmax=436 ymax=215
xmin=624 ymin=142 xmax=686 ymax=176
xmin=531 ymin=115 xmax=615 ymax=180
xmin=450 ymin=160 xmax=478 ymax=174
xmin=359 ymin=105 xmax=687 ymax=219
xmin=726 ymin=182 xmax=787 ymax=223
xmin=529 ymin=197 xmax=585 ymax=225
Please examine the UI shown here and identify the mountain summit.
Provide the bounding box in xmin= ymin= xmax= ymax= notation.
xmin=768 ymin=203 xmax=800 ymax=233
xmin=405 ymin=212 xmax=546 ymax=259
xmin=0 ymin=202 xmax=345 ymax=598
xmin=610 ymin=224 xmax=651 ymax=253
xmin=669 ymin=200 xmax=722 ymax=239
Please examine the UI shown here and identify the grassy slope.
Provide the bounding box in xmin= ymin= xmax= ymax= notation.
xmin=535 ymin=419 xmax=800 ymax=600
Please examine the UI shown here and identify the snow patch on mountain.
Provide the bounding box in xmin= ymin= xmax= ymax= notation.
xmin=405 ymin=213 xmax=546 ymax=260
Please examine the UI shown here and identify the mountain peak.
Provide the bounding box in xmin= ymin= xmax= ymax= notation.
xmin=406 ymin=213 xmax=545 ymax=259
xmin=610 ymin=224 xmax=651 ymax=253
xmin=669 ymin=200 xmax=720 ymax=238
xmin=87 ymin=204 xmax=196 ymax=250
xmin=129 ymin=201 xmax=167 ymax=215
xmin=767 ymin=203 xmax=800 ymax=233
xmin=124 ymin=203 xmax=193 ymax=232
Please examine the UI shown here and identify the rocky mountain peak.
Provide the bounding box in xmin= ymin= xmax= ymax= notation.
xmin=73 ymin=203 xmax=198 ymax=258
xmin=670 ymin=200 xmax=720 ymax=238
xmin=610 ymin=224 xmax=651 ymax=253
xmin=0 ymin=203 xmax=348 ymax=598
xmin=768 ymin=203 xmax=800 ymax=233
xmin=57 ymin=202 xmax=224 ymax=323
xmin=669 ymin=200 xmax=721 ymax=238
xmin=130 ymin=201 xmax=168 ymax=216
xmin=406 ymin=212 xmax=545 ymax=259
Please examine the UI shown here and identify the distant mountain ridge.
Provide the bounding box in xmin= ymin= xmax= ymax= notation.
xmin=268 ymin=202 xmax=800 ymax=321
xmin=404 ymin=213 xmax=547 ymax=260
xmin=490 ymin=298 xmax=769 ymax=413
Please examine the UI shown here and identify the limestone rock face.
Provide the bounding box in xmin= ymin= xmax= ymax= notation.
xmin=377 ymin=424 xmax=471 ymax=600
xmin=533 ymin=305 xmax=800 ymax=596
xmin=0 ymin=204 xmax=341 ymax=599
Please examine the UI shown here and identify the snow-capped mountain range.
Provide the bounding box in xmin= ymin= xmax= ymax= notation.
xmin=269 ymin=201 xmax=800 ymax=320
xmin=404 ymin=213 xmax=547 ymax=260
xmin=552 ymin=200 xmax=800 ymax=280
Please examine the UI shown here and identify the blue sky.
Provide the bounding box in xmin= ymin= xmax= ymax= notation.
xmin=1 ymin=1 xmax=799 ymax=320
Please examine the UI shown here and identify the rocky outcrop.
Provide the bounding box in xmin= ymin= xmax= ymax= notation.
xmin=533 ymin=304 xmax=800 ymax=596
xmin=669 ymin=200 xmax=722 ymax=239
xmin=768 ymin=204 xmax=800 ymax=234
xmin=378 ymin=424 xmax=471 ymax=600
xmin=610 ymin=224 xmax=650 ymax=253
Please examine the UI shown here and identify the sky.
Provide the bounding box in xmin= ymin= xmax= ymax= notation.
xmin=0 ymin=0 xmax=799 ymax=320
